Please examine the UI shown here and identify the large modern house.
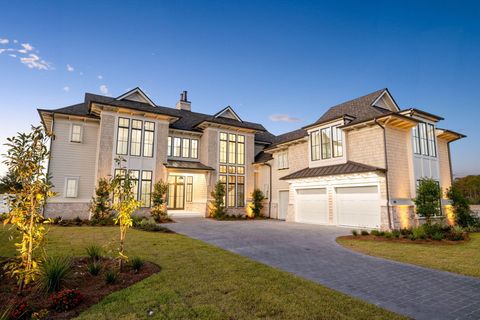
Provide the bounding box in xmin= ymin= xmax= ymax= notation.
xmin=38 ymin=88 xmax=464 ymax=230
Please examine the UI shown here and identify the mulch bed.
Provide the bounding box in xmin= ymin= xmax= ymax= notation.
xmin=338 ymin=234 xmax=469 ymax=245
xmin=0 ymin=257 xmax=160 ymax=319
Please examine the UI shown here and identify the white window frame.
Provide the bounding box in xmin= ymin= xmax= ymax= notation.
xmin=64 ymin=177 xmax=79 ymax=198
xmin=277 ymin=151 xmax=288 ymax=169
xmin=70 ymin=124 xmax=83 ymax=143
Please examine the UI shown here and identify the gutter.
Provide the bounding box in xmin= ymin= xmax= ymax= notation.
xmin=374 ymin=118 xmax=393 ymax=230
xmin=264 ymin=163 xmax=272 ymax=218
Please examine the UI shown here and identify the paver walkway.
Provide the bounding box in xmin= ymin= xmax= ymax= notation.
xmin=168 ymin=218 xmax=480 ymax=320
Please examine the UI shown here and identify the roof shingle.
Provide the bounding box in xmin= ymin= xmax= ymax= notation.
xmin=280 ymin=161 xmax=385 ymax=180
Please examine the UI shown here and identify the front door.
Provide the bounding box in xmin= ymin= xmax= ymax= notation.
xmin=168 ymin=175 xmax=185 ymax=210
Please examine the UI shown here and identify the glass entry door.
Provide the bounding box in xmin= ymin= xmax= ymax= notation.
xmin=168 ymin=175 xmax=185 ymax=210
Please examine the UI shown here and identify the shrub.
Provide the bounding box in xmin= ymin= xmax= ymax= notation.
xmin=250 ymin=189 xmax=266 ymax=218
xmin=49 ymin=289 xmax=83 ymax=312
xmin=31 ymin=309 xmax=49 ymax=320
xmin=105 ymin=270 xmax=118 ymax=284
xmin=447 ymin=185 xmax=478 ymax=228
xmin=413 ymin=178 xmax=442 ymax=224
xmin=384 ymin=232 xmax=393 ymax=239
xmin=135 ymin=219 xmax=173 ymax=233
xmin=37 ymin=256 xmax=72 ymax=293
xmin=90 ymin=216 xmax=115 ymax=226
xmin=370 ymin=230 xmax=380 ymax=236
xmin=131 ymin=257 xmax=144 ymax=272
xmin=360 ymin=230 xmax=369 ymax=236
xmin=423 ymin=223 xmax=444 ymax=238
xmin=411 ymin=226 xmax=426 ymax=240
xmin=90 ymin=177 xmax=113 ymax=220
xmin=150 ymin=180 xmax=170 ymax=223
xmin=431 ymin=231 xmax=445 ymax=241
xmin=132 ymin=215 xmax=146 ymax=227
xmin=87 ymin=261 xmax=101 ymax=276
xmin=10 ymin=301 xmax=31 ymax=320
xmin=400 ymin=228 xmax=412 ymax=236
xmin=391 ymin=230 xmax=401 ymax=238
xmin=351 ymin=230 xmax=358 ymax=236
xmin=85 ymin=244 xmax=102 ymax=262
xmin=447 ymin=225 xmax=465 ymax=241
xmin=209 ymin=182 xmax=226 ymax=219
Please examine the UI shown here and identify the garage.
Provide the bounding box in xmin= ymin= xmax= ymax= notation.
xmin=335 ymin=186 xmax=380 ymax=228
xmin=295 ymin=188 xmax=328 ymax=224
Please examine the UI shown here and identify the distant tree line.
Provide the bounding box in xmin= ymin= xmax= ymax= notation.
xmin=453 ymin=175 xmax=480 ymax=205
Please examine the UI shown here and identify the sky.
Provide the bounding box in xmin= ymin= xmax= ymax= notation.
xmin=0 ymin=0 xmax=478 ymax=176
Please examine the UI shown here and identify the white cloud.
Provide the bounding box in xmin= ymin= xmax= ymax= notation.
xmin=13 ymin=40 xmax=18 ymax=43
xmin=21 ymin=43 xmax=33 ymax=51
xmin=0 ymin=38 xmax=8 ymax=44
xmin=20 ymin=53 xmax=52 ymax=70
xmin=9 ymin=54 xmax=16 ymax=58
xmin=63 ymin=86 xmax=70 ymax=92
xmin=99 ymin=85 xmax=108 ymax=94
xmin=66 ymin=64 xmax=74 ymax=72
xmin=18 ymin=49 xmax=27 ymax=54
xmin=0 ymin=49 xmax=5 ymax=54
xmin=97 ymin=75 xmax=103 ymax=79
xmin=269 ymin=114 xmax=302 ymax=122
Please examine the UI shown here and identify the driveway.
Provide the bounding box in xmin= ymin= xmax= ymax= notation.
xmin=168 ymin=218 xmax=480 ymax=320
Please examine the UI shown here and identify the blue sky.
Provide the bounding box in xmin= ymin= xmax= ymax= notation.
xmin=0 ymin=0 xmax=478 ymax=176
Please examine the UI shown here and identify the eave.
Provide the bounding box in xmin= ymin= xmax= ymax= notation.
xmin=436 ymin=128 xmax=466 ymax=142
xmin=90 ymin=103 xmax=179 ymax=123
xmin=264 ymin=136 xmax=308 ymax=152
xmin=340 ymin=113 xmax=418 ymax=131
xmin=398 ymin=108 xmax=444 ymax=122
xmin=194 ymin=121 xmax=261 ymax=133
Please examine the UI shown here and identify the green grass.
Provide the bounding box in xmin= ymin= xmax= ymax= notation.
xmin=338 ymin=233 xmax=480 ymax=278
xmin=0 ymin=226 xmax=406 ymax=320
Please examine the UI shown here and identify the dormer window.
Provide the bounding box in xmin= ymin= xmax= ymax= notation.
xmin=311 ymin=125 xmax=343 ymax=161
xmin=70 ymin=124 xmax=83 ymax=143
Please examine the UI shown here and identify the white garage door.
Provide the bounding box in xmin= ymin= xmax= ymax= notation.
xmin=336 ymin=186 xmax=380 ymax=228
xmin=296 ymin=188 xmax=328 ymax=224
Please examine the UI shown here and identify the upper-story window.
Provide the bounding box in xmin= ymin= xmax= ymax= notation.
xmin=219 ymin=133 xmax=245 ymax=165
xmin=70 ymin=124 xmax=83 ymax=143
xmin=218 ymin=132 xmax=245 ymax=208
xmin=130 ymin=120 xmax=142 ymax=156
xmin=143 ymin=121 xmax=155 ymax=157
xmin=277 ymin=151 xmax=288 ymax=169
xmin=311 ymin=125 xmax=343 ymax=161
xmin=116 ymin=117 xmax=155 ymax=157
xmin=116 ymin=118 xmax=130 ymax=155
xmin=167 ymin=136 xmax=199 ymax=159
xmin=412 ymin=122 xmax=436 ymax=157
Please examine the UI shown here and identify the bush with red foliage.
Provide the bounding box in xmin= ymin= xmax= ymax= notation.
xmin=49 ymin=289 xmax=83 ymax=312
xmin=10 ymin=301 xmax=31 ymax=320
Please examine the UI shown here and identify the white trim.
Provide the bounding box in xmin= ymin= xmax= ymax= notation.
xmin=371 ymin=90 xmax=399 ymax=112
xmin=64 ymin=176 xmax=80 ymax=198
xmin=70 ymin=123 xmax=83 ymax=143
xmin=214 ymin=106 xmax=243 ymax=122
xmin=116 ymin=87 xmax=156 ymax=107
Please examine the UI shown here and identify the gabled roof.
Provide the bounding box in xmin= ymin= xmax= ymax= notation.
xmin=280 ymin=161 xmax=385 ymax=180
xmin=164 ymin=160 xmax=214 ymax=171
xmin=264 ymin=128 xmax=308 ymax=151
xmin=253 ymin=151 xmax=273 ymax=164
xmin=116 ymin=87 xmax=156 ymax=107
xmin=214 ymin=106 xmax=243 ymax=122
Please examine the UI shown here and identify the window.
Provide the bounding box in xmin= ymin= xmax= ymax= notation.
xmin=219 ymin=175 xmax=227 ymax=204
xmin=140 ymin=171 xmax=152 ymax=207
xmin=191 ymin=139 xmax=198 ymax=159
xmin=412 ymin=122 xmax=437 ymax=157
xmin=218 ymin=132 xmax=245 ymax=207
xmin=130 ymin=170 xmax=140 ymax=201
xmin=65 ymin=177 xmax=79 ymax=198
xmin=173 ymin=137 xmax=181 ymax=157
xmin=167 ymin=137 xmax=172 ymax=156
xmin=116 ymin=118 xmax=130 ymax=155
xmin=143 ymin=121 xmax=155 ymax=157
xmin=186 ymin=176 xmax=193 ymax=202
xmin=321 ymin=128 xmax=331 ymax=159
xmin=130 ymin=120 xmax=142 ymax=156
xmin=237 ymin=135 xmax=245 ymax=165
xmin=182 ymin=138 xmax=190 ymax=158
xmin=71 ymin=124 xmax=82 ymax=143
xmin=277 ymin=151 xmax=288 ymax=169
xmin=332 ymin=126 xmax=343 ymax=158
xmin=311 ymin=130 xmax=320 ymax=161
xmin=219 ymin=133 xmax=227 ymax=163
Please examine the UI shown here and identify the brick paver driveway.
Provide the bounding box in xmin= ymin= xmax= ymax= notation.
xmin=168 ymin=218 xmax=480 ymax=320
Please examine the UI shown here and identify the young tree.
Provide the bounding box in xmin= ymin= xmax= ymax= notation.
xmin=111 ymin=157 xmax=141 ymax=270
xmin=2 ymin=126 xmax=55 ymax=291
xmin=209 ymin=181 xmax=226 ymax=218
xmin=413 ymin=178 xmax=441 ymax=225
xmin=447 ymin=185 xmax=478 ymax=227
xmin=90 ymin=177 xmax=113 ymax=220
xmin=250 ymin=188 xmax=266 ymax=218
xmin=150 ymin=179 xmax=169 ymax=223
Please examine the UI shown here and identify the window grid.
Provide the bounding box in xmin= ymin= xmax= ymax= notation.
xmin=321 ymin=128 xmax=331 ymax=159
xmin=332 ymin=125 xmax=343 ymax=158
xmin=143 ymin=121 xmax=155 ymax=157
xmin=130 ymin=120 xmax=142 ymax=156
xmin=412 ymin=122 xmax=437 ymax=158
xmin=71 ymin=124 xmax=82 ymax=143
xmin=140 ymin=171 xmax=153 ymax=207
xmin=311 ymin=131 xmax=320 ymax=161
xmin=182 ymin=138 xmax=190 ymax=158
xmin=173 ymin=137 xmax=181 ymax=157
xmin=65 ymin=178 xmax=78 ymax=198
xmin=218 ymin=132 xmax=245 ymax=208
xmin=186 ymin=176 xmax=193 ymax=202
xmin=116 ymin=118 xmax=130 ymax=155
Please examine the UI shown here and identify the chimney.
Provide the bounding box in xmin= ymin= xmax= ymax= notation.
xmin=175 ymin=90 xmax=191 ymax=111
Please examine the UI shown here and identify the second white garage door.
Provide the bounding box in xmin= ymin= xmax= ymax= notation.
xmin=336 ymin=186 xmax=380 ymax=228
xmin=296 ymin=188 xmax=328 ymax=224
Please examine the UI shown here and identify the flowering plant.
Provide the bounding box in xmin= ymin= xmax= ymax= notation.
xmin=49 ymin=289 xmax=83 ymax=312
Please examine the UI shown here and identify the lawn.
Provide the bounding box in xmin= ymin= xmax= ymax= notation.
xmin=0 ymin=226 xmax=406 ymax=320
xmin=338 ymin=233 xmax=480 ymax=278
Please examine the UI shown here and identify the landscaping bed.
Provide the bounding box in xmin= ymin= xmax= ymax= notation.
xmin=0 ymin=256 xmax=160 ymax=319
xmin=338 ymin=234 xmax=469 ymax=245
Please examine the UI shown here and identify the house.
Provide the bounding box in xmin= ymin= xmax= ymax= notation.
xmin=38 ymin=87 xmax=464 ymax=229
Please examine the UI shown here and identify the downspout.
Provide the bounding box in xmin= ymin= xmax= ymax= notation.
xmin=264 ymin=163 xmax=272 ymax=218
xmin=374 ymin=118 xmax=393 ymax=230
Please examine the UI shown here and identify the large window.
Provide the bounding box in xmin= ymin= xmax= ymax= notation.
xmin=173 ymin=137 xmax=181 ymax=157
xmin=140 ymin=171 xmax=152 ymax=207
xmin=277 ymin=151 xmax=288 ymax=169
xmin=218 ymin=132 xmax=245 ymax=207
xmin=71 ymin=124 xmax=83 ymax=143
xmin=130 ymin=120 xmax=142 ymax=156
xmin=116 ymin=118 xmax=130 ymax=155
xmin=412 ymin=122 xmax=436 ymax=157
xmin=191 ymin=139 xmax=198 ymax=159
xmin=186 ymin=176 xmax=193 ymax=202
xmin=167 ymin=136 xmax=199 ymax=159
xmin=114 ymin=169 xmax=152 ymax=207
xmin=182 ymin=138 xmax=190 ymax=158
xmin=311 ymin=125 xmax=343 ymax=160
xmin=143 ymin=121 xmax=155 ymax=157
xmin=130 ymin=170 xmax=140 ymax=201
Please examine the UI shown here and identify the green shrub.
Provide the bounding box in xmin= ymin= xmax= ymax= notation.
xmin=400 ymin=228 xmax=412 ymax=236
xmin=49 ymin=289 xmax=83 ymax=312
xmin=384 ymin=232 xmax=393 ymax=239
xmin=391 ymin=230 xmax=401 ymax=238
xmin=105 ymin=270 xmax=118 ymax=284
xmin=135 ymin=219 xmax=173 ymax=233
xmin=87 ymin=261 xmax=101 ymax=276
xmin=413 ymin=178 xmax=442 ymax=224
xmin=447 ymin=185 xmax=479 ymax=227
xmin=150 ymin=180 xmax=170 ymax=223
xmin=90 ymin=216 xmax=115 ymax=226
xmin=131 ymin=257 xmax=144 ymax=272
xmin=370 ymin=230 xmax=380 ymax=236
xmin=360 ymin=230 xmax=369 ymax=236
xmin=423 ymin=223 xmax=444 ymax=238
xmin=37 ymin=256 xmax=72 ymax=293
xmin=411 ymin=226 xmax=426 ymax=240
xmin=250 ymin=188 xmax=266 ymax=218
xmin=85 ymin=244 xmax=102 ymax=262
xmin=351 ymin=230 xmax=358 ymax=236
xmin=431 ymin=231 xmax=445 ymax=241
xmin=209 ymin=182 xmax=226 ymax=218
xmin=447 ymin=225 xmax=465 ymax=241
xmin=132 ymin=215 xmax=147 ymax=227
xmin=90 ymin=177 xmax=113 ymax=220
